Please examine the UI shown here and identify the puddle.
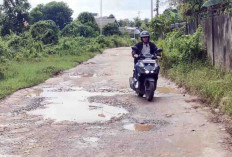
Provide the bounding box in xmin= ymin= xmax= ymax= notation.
xmin=157 ymin=87 xmax=180 ymax=94
xmin=27 ymin=89 xmax=44 ymax=97
xmin=83 ymin=74 xmax=94 ymax=77
xmin=28 ymin=88 xmax=128 ymax=123
xmin=123 ymin=124 xmax=155 ymax=132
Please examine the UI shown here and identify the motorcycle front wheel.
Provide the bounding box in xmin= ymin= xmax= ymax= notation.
xmin=145 ymin=81 xmax=155 ymax=101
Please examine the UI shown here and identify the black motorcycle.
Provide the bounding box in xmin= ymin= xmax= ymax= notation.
xmin=129 ymin=47 xmax=162 ymax=101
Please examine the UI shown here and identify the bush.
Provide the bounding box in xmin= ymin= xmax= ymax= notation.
xmin=157 ymin=26 xmax=232 ymax=117
xmin=77 ymin=12 xmax=99 ymax=31
xmin=30 ymin=20 xmax=59 ymax=45
xmin=103 ymin=23 xmax=121 ymax=36
xmin=157 ymin=27 xmax=206 ymax=70
xmin=61 ymin=21 xmax=96 ymax=37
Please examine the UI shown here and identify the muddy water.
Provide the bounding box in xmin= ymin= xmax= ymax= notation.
xmin=157 ymin=87 xmax=180 ymax=94
xmin=28 ymin=88 xmax=128 ymax=123
xmin=123 ymin=124 xmax=155 ymax=132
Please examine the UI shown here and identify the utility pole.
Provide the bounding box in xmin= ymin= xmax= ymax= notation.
xmin=156 ymin=0 xmax=160 ymax=16
xmin=100 ymin=0 xmax=103 ymax=36
xmin=151 ymin=0 xmax=153 ymax=19
xmin=138 ymin=11 xmax=141 ymax=18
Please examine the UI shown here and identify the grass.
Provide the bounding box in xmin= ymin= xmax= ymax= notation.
xmin=0 ymin=52 xmax=98 ymax=99
xmin=163 ymin=61 xmax=232 ymax=116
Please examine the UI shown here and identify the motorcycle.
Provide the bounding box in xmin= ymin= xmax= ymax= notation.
xmin=129 ymin=47 xmax=162 ymax=101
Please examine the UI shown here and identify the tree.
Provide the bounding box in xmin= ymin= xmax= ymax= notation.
xmin=61 ymin=21 xmax=96 ymax=37
xmin=102 ymin=23 xmax=120 ymax=36
xmin=1 ymin=0 xmax=30 ymax=36
xmin=134 ymin=17 xmax=142 ymax=28
xmin=118 ymin=19 xmax=132 ymax=27
xmin=30 ymin=2 xmax=73 ymax=29
xmin=30 ymin=20 xmax=59 ymax=44
xmin=42 ymin=1 xmax=73 ymax=29
xmin=150 ymin=16 xmax=165 ymax=40
xmin=77 ymin=12 xmax=99 ymax=31
xmin=29 ymin=4 xmax=44 ymax=24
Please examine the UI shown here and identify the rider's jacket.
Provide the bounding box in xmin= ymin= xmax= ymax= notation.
xmin=132 ymin=42 xmax=159 ymax=64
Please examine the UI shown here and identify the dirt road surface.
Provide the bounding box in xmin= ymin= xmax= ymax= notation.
xmin=0 ymin=48 xmax=232 ymax=157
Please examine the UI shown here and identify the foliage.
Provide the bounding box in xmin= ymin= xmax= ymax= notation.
xmin=156 ymin=26 xmax=232 ymax=116
xmin=77 ymin=12 xmax=99 ymax=31
xmin=1 ymin=0 xmax=30 ymax=36
xmin=29 ymin=4 xmax=44 ymax=24
xmin=134 ymin=17 xmax=142 ymax=28
xmin=29 ymin=1 xmax=73 ymax=29
xmin=157 ymin=27 xmax=206 ymax=70
xmin=30 ymin=20 xmax=59 ymax=45
xmin=102 ymin=23 xmax=121 ymax=36
xmin=118 ymin=19 xmax=135 ymax=27
xmin=166 ymin=61 xmax=232 ymax=116
xmin=0 ymin=34 xmax=135 ymax=99
xmin=150 ymin=8 xmax=180 ymax=40
xmin=61 ymin=21 xmax=96 ymax=37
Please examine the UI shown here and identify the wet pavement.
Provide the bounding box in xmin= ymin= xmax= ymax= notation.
xmin=0 ymin=47 xmax=231 ymax=157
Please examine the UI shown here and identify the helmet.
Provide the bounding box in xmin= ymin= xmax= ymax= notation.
xmin=140 ymin=31 xmax=150 ymax=38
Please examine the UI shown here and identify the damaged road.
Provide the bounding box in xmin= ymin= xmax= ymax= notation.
xmin=0 ymin=47 xmax=232 ymax=157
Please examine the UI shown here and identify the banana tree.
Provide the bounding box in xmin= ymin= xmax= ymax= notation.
xmin=202 ymin=0 xmax=222 ymax=7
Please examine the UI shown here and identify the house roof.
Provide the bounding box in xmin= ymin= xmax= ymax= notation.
xmin=95 ymin=17 xmax=117 ymax=27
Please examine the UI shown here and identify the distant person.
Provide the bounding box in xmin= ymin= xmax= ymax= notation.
xmin=132 ymin=31 xmax=161 ymax=81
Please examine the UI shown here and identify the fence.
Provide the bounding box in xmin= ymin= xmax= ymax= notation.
xmin=204 ymin=13 xmax=232 ymax=72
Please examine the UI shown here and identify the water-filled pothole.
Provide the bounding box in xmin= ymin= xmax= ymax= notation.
xmin=28 ymin=88 xmax=128 ymax=123
xmin=123 ymin=124 xmax=155 ymax=132
xmin=157 ymin=87 xmax=180 ymax=94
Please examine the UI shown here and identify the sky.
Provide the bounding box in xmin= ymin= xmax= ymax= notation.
xmin=0 ymin=0 xmax=169 ymax=20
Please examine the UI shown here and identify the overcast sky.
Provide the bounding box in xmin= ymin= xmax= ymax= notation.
xmin=0 ymin=0 xmax=169 ymax=20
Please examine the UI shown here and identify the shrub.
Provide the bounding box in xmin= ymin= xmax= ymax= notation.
xmin=158 ymin=27 xmax=206 ymax=70
xmin=103 ymin=23 xmax=121 ymax=36
xmin=61 ymin=21 xmax=96 ymax=37
xmin=77 ymin=12 xmax=99 ymax=31
xmin=30 ymin=20 xmax=59 ymax=45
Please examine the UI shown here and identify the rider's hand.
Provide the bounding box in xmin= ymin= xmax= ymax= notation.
xmin=134 ymin=54 xmax=139 ymax=58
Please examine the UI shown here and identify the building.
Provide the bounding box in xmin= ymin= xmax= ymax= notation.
xmin=119 ymin=27 xmax=141 ymax=39
xmin=95 ymin=16 xmax=120 ymax=28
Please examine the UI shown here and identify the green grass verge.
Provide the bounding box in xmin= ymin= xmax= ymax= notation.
xmin=0 ymin=52 xmax=98 ymax=99
xmin=163 ymin=61 xmax=232 ymax=116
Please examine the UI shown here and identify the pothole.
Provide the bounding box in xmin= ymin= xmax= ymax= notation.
xmin=27 ymin=88 xmax=128 ymax=123
xmin=157 ymin=87 xmax=180 ymax=94
xmin=123 ymin=124 xmax=155 ymax=132
xmin=123 ymin=119 xmax=169 ymax=132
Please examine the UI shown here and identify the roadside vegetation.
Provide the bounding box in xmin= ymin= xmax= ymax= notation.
xmin=152 ymin=0 xmax=232 ymax=116
xmin=0 ymin=1 xmax=135 ymax=99
xmin=157 ymin=28 xmax=232 ymax=116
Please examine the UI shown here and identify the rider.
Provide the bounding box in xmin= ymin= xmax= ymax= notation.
xmin=132 ymin=31 xmax=161 ymax=81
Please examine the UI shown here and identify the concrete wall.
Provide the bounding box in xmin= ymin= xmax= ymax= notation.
xmin=204 ymin=13 xmax=232 ymax=71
